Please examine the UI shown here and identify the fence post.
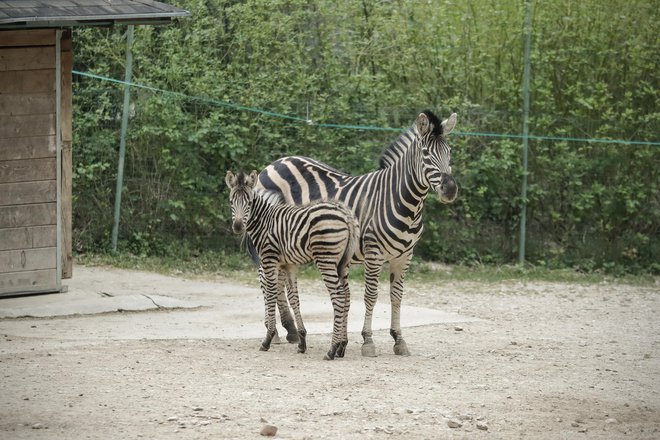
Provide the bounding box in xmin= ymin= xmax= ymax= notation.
xmin=518 ymin=1 xmax=532 ymax=265
xmin=111 ymin=25 xmax=134 ymax=252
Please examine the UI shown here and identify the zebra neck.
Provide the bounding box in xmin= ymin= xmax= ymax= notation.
xmin=244 ymin=193 xmax=274 ymax=239
xmin=392 ymin=141 xmax=431 ymax=208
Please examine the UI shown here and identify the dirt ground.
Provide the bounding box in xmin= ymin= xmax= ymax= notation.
xmin=1 ymin=266 xmax=659 ymax=439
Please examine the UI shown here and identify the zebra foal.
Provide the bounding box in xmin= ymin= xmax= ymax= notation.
xmin=226 ymin=170 xmax=359 ymax=360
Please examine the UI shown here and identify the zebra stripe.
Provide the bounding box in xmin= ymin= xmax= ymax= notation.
xmin=256 ymin=111 xmax=458 ymax=357
xmin=226 ymin=170 xmax=359 ymax=360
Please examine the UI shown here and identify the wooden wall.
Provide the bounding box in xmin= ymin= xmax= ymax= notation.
xmin=0 ymin=29 xmax=72 ymax=296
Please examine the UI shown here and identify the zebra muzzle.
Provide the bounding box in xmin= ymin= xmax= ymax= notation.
xmin=437 ymin=174 xmax=458 ymax=203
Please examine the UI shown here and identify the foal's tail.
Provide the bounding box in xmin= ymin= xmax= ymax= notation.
xmin=338 ymin=207 xmax=360 ymax=279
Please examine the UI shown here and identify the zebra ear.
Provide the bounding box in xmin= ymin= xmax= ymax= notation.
xmin=225 ymin=170 xmax=236 ymax=189
xmin=441 ymin=113 xmax=457 ymax=136
xmin=248 ymin=170 xmax=258 ymax=188
xmin=415 ymin=113 xmax=431 ymax=136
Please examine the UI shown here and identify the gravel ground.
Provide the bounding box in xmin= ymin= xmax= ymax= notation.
xmin=1 ymin=267 xmax=658 ymax=439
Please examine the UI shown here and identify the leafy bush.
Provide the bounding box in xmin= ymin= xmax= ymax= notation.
xmin=72 ymin=0 xmax=659 ymax=273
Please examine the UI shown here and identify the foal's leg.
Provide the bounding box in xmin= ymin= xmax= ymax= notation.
xmin=259 ymin=262 xmax=279 ymax=351
xmin=335 ymin=267 xmax=351 ymax=358
xmin=276 ymin=269 xmax=299 ymax=343
xmin=284 ymin=267 xmax=307 ymax=353
xmin=316 ymin=261 xmax=345 ymax=360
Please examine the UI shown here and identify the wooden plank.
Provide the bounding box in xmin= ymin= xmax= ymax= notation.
xmin=0 ymin=46 xmax=55 ymax=71
xmin=61 ymin=140 xmax=72 ymax=278
xmin=0 ymin=269 xmax=58 ymax=296
xmin=0 ymin=158 xmax=56 ymax=184
xmin=0 ymin=247 xmax=56 ymax=273
xmin=0 ymin=114 xmax=56 ymax=139
xmin=0 ymin=225 xmax=56 ymax=251
xmin=0 ymin=136 xmax=56 ymax=161
xmin=0 ymin=30 xmax=56 ymax=48
xmin=0 ymin=181 xmax=56 ymax=206
xmin=61 ymin=31 xmax=73 ymax=279
xmin=0 ymin=93 xmax=55 ymax=116
xmin=0 ymin=203 xmax=56 ymax=228
xmin=0 ymin=70 xmax=55 ymax=94
xmin=60 ymin=46 xmax=72 ymax=142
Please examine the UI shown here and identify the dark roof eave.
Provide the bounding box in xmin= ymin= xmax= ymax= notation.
xmin=0 ymin=17 xmax=179 ymax=29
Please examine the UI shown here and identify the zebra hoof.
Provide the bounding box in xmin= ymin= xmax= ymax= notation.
xmin=286 ymin=332 xmax=300 ymax=344
xmin=361 ymin=341 xmax=378 ymax=357
xmin=323 ymin=351 xmax=336 ymax=361
xmin=393 ymin=340 xmax=410 ymax=356
xmin=336 ymin=341 xmax=348 ymax=358
xmin=259 ymin=344 xmax=270 ymax=352
xmin=297 ymin=341 xmax=307 ymax=354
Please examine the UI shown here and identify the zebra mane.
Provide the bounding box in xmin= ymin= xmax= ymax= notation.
xmin=378 ymin=110 xmax=443 ymax=169
xmin=378 ymin=126 xmax=416 ymax=169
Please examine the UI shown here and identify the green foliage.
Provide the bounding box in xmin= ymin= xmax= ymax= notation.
xmin=72 ymin=0 xmax=659 ymax=274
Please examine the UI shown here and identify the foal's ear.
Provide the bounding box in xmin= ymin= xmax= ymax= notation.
xmin=415 ymin=112 xmax=431 ymax=136
xmin=441 ymin=113 xmax=458 ymax=136
xmin=248 ymin=170 xmax=258 ymax=188
xmin=225 ymin=170 xmax=236 ymax=189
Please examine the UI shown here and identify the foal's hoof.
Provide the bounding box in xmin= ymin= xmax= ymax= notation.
xmin=393 ymin=340 xmax=410 ymax=356
xmin=335 ymin=341 xmax=348 ymax=358
xmin=361 ymin=341 xmax=378 ymax=357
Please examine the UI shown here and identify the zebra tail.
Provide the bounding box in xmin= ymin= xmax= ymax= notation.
xmin=338 ymin=211 xmax=360 ymax=278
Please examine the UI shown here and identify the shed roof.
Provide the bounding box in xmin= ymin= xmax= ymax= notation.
xmin=0 ymin=0 xmax=189 ymax=29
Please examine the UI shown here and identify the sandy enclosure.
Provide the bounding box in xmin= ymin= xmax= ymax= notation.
xmin=0 ymin=266 xmax=658 ymax=439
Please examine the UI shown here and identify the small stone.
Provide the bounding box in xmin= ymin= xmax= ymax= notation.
xmin=571 ymin=422 xmax=580 ymax=428
xmin=167 ymin=416 xmax=178 ymax=422
xmin=447 ymin=419 xmax=462 ymax=429
xmin=260 ymin=424 xmax=278 ymax=436
xmin=260 ymin=417 xmax=268 ymax=423
xmin=556 ymin=417 xmax=562 ymax=422
xmin=476 ymin=422 xmax=488 ymax=431
xmin=605 ymin=418 xmax=618 ymax=424
xmin=454 ymin=326 xmax=463 ymax=331
xmin=193 ymin=407 xmax=203 ymax=412
xmin=200 ymin=421 xmax=211 ymax=426
xmin=32 ymin=423 xmax=47 ymax=429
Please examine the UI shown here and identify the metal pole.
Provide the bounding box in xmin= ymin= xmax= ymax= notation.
xmin=111 ymin=25 xmax=134 ymax=252
xmin=518 ymin=1 xmax=532 ymax=265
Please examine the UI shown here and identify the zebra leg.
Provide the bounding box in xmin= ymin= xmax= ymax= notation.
xmin=335 ymin=269 xmax=351 ymax=358
xmin=277 ymin=268 xmax=299 ymax=344
xmin=316 ymin=262 xmax=345 ymax=360
xmin=284 ymin=267 xmax=307 ymax=354
xmin=259 ymin=263 xmax=279 ymax=352
xmin=361 ymin=258 xmax=383 ymax=357
xmin=389 ymin=254 xmax=412 ymax=356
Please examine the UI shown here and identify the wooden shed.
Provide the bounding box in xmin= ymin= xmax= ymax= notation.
xmin=0 ymin=1 xmax=188 ymax=296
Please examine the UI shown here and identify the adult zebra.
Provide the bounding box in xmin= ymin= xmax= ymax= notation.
xmin=257 ymin=110 xmax=458 ymax=357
